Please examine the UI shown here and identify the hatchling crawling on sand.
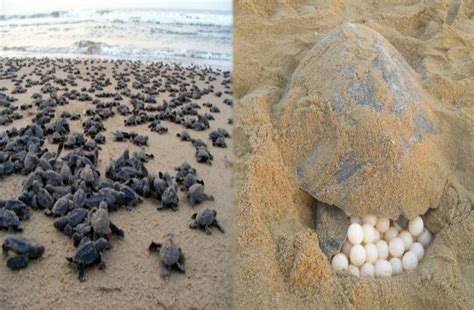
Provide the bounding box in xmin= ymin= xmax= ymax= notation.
xmin=149 ymin=234 xmax=185 ymax=277
xmin=66 ymin=237 xmax=111 ymax=282
xmin=89 ymin=202 xmax=124 ymax=239
xmin=187 ymin=183 xmax=214 ymax=206
xmin=189 ymin=208 xmax=224 ymax=234
xmin=2 ymin=235 xmax=45 ymax=270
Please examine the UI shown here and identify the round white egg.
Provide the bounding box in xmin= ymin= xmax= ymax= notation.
xmin=417 ymin=229 xmax=432 ymax=247
xmin=375 ymin=240 xmax=389 ymax=260
xmin=375 ymin=259 xmax=392 ymax=278
xmin=362 ymin=224 xmax=376 ymax=244
xmin=342 ymin=240 xmax=352 ymax=257
xmin=332 ymin=253 xmax=349 ymax=272
xmin=349 ymin=265 xmax=360 ymax=277
xmin=373 ymin=229 xmax=381 ymax=242
xmin=350 ymin=244 xmax=366 ymax=267
xmin=409 ymin=242 xmax=425 ymax=260
xmin=360 ymin=263 xmax=375 ymax=277
xmin=364 ymin=243 xmax=378 ymax=264
xmin=389 ymin=237 xmax=405 ymax=258
xmin=347 ymin=223 xmax=364 ymax=245
xmin=402 ymin=251 xmax=418 ymax=270
xmin=398 ymin=231 xmax=413 ymax=250
xmin=350 ymin=216 xmax=362 ymax=224
xmin=375 ymin=218 xmax=390 ymax=233
xmin=390 ymin=257 xmax=403 ymax=275
xmin=408 ymin=216 xmax=424 ymax=237
xmin=384 ymin=227 xmax=399 ymax=242
xmin=362 ymin=214 xmax=377 ymax=226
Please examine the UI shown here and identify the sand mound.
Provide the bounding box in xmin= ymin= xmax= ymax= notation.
xmin=234 ymin=0 xmax=474 ymax=308
xmin=278 ymin=22 xmax=446 ymax=219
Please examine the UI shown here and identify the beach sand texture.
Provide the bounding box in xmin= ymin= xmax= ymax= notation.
xmin=234 ymin=0 xmax=473 ymax=308
xmin=0 ymin=58 xmax=233 ymax=309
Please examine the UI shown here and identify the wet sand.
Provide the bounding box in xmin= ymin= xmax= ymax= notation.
xmin=0 ymin=57 xmax=233 ymax=309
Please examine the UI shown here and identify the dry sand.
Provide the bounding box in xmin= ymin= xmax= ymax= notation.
xmin=234 ymin=0 xmax=473 ymax=308
xmin=0 ymin=58 xmax=233 ymax=309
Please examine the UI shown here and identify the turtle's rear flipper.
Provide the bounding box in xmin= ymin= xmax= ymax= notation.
xmin=160 ymin=266 xmax=171 ymax=278
xmin=148 ymin=241 xmax=161 ymax=252
xmin=214 ymin=220 xmax=225 ymax=233
xmin=176 ymin=262 xmax=185 ymax=273
xmin=110 ymin=222 xmax=124 ymax=240
xmin=7 ymin=255 xmax=29 ymax=270
xmin=204 ymin=225 xmax=212 ymax=235
xmin=2 ymin=243 xmax=9 ymax=256
xmin=78 ymin=263 xmax=86 ymax=282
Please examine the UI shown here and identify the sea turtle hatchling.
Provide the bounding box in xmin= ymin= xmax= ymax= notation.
xmin=66 ymin=238 xmax=111 ymax=282
xmin=0 ymin=209 xmax=23 ymax=232
xmin=2 ymin=235 xmax=45 ymax=270
xmin=187 ymin=183 xmax=214 ymax=206
xmin=148 ymin=234 xmax=185 ymax=277
xmin=89 ymin=202 xmax=124 ymax=239
xmin=189 ymin=208 xmax=224 ymax=234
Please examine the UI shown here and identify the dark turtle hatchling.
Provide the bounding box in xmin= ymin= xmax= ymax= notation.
xmin=159 ymin=186 xmax=179 ymax=211
xmin=189 ymin=208 xmax=224 ymax=234
xmin=195 ymin=146 xmax=213 ymax=165
xmin=148 ymin=234 xmax=185 ymax=277
xmin=66 ymin=238 xmax=111 ymax=282
xmin=187 ymin=184 xmax=214 ymax=206
xmin=0 ymin=209 xmax=23 ymax=232
xmin=89 ymin=202 xmax=124 ymax=239
xmin=176 ymin=131 xmax=191 ymax=141
xmin=2 ymin=235 xmax=45 ymax=270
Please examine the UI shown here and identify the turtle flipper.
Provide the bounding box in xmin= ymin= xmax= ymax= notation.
xmin=98 ymin=254 xmax=106 ymax=270
xmin=2 ymin=243 xmax=9 ymax=256
xmin=204 ymin=225 xmax=212 ymax=235
xmin=110 ymin=222 xmax=124 ymax=240
xmin=6 ymin=255 xmax=29 ymax=270
xmin=78 ymin=263 xmax=86 ymax=282
xmin=148 ymin=241 xmax=161 ymax=252
xmin=176 ymin=249 xmax=185 ymax=273
xmin=214 ymin=220 xmax=225 ymax=233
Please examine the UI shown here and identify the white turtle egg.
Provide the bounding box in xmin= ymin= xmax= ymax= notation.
xmin=342 ymin=240 xmax=352 ymax=257
xmin=349 ymin=265 xmax=360 ymax=277
xmin=402 ymin=251 xmax=418 ymax=270
xmin=373 ymin=229 xmax=381 ymax=242
xmin=362 ymin=224 xmax=376 ymax=244
xmin=398 ymin=231 xmax=413 ymax=250
xmin=350 ymin=244 xmax=366 ymax=267
xmin=390 ymin=257 xmax=403 ymax=275
xmin=417 ymin=229 xmax=432 ymax=247
xmin=375 ymin=240 xmax=389 ymax=260
xmin=389 ymin=237 xmax=405 ymax=258
xmin=375 ymin=259 xmax=392 ymax=278
xmin=332 ymin=253 xmax=349 ymax=272
xmin=384 ymin=227 xmax=399 ymax=242
xmin=409 ymin=242 xmax=425 ymax=260
xmin=350 ymin=216 xmax=362 ymax=224
xmin=362 ymin=214 xmax=377 ymax=226
xmin=408 ymin=216 xmax=424 ymax=237
xmin=364 ymin=243 xmax=378 ymax=264
xmin=375 ymin=218 xmax=390 ymax=233
xmin=347 ymin=223 xmax=364 ymax=245
xmin=360 ymin=263 xmax=375 ymax=277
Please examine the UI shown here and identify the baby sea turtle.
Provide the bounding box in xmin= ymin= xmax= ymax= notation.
xmin=187 ymin=183 xmax=214 ymax=206
xmin=89 ymin=202 xmax=124 ymax=239
xmin=189 ymin=208 xmax=224 ymax=234
xmin=0 ymin=209 xmax=23 ymax=232
xmin=176 ymin=131 xmax=191 ymax=141
xmin=159 ymin=186 xmax=179 ymax=211
xmin=2 ymin=235 xmax=45 ymax=270
xmin=195 ymin=146 xmax=213 ymax=165
xmin=66 ymin=238 xmax=111 ymax=282
xmin=148 ymin=234 xmax=185 ymax=277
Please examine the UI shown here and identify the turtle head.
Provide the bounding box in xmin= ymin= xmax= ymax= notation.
xmin=95 ymin=238 xmax=112 ymax=251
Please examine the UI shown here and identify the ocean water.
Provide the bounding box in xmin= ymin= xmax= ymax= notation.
xmin=0 ymin=8 xmax=232 ymax=69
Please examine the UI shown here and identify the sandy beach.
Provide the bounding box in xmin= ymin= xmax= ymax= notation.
xmin=234 ymin=0 xmax=473 ymax=308
xmin=0 ymin=57 xmax=233 ymax=309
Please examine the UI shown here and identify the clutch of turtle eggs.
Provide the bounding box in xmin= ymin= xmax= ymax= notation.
xmin=331 ymin=214 xmax=432 ymax=278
